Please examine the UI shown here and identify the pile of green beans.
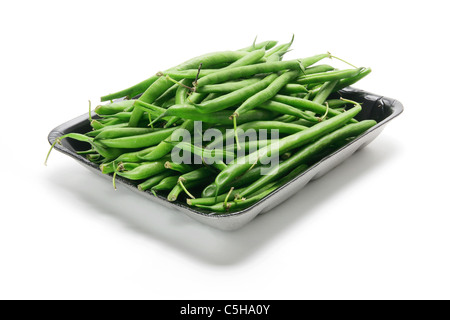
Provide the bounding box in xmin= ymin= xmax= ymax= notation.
xmin=46 ymin=38 xmax=376 ymax=214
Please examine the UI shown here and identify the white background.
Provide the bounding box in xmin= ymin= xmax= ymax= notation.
xmin=1 ymin=0 xmax=449 ymax=300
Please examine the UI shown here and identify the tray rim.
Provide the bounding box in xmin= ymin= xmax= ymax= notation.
xmin=48 ymin=87 xmax=404 ymax=221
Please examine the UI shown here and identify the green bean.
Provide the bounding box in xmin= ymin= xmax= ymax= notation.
xmin=279 ymin=83 xmax=309 ymax=95
xmin=151 ymin=176 xmax=180 ymax=192
xmin=201 ymin=165 xmax=271 ymax=198
xmin=265 ymin=35 xmax=295 ymax=61
xmin=213 ymin=103 xmax=362 ymax=195
xmin=138 ymin=171 xmax=174 ymax=191
xmin=222 ymin=49 xmax=266 ymax=70
xmin=272 ymin=94 xmax=357 ymax=122
xmin=325 ymin=67 xmax=372 ymax=94
xmin=238 ymin=40 xmax=278 ymax=52
xmin=194 ymin=74 xmax=278 ymax=113
xmin=167 ymin=167 xmax=216 ymax=201
xmin=326 ymin=99 xmax=349 ymax=108
xmin=240 ymin=120 xmax=377 ymax=197
xmin=102 ymin=112 xmax=132 ymax=121
xmin=117 ymin=160 xmax=167 ymax=180
xmin=296 ymin=68 xmax=363 ymax=85
xmin=273 ymin=114 xmax=298 ymax=123
xmin=153 ymin=84 xmax=178 ymax=107
xmin=95 ymin=100 xmax=135 ymax=115
xmin=45 ymin=133 xmax=123 ymax=165
xmin=138 ymin=120 xmax=196 ymax=162
xmin=164 ymin=161 xmax=195 ymax=174
xmin=101 ymin=76 xmax=159 ymax=102
xmin=100 ymin=146 xmax=158 ymax=174
xmin=161 ymin=106 xmax=278 ymax=125
xmin=93 ymin=127 xmax=163 ymax=140
xmin=190 ymin=187 xmax=245 ymax=206
xmin=195 ymin=78 xmax=261 ymax=94
xmin=97 ymin=127 xmax=178 ymax=149
xmin=257 ymin=100 xmax=320 ymax=123
xmin=304 ymin=64 xmax=335 ymax=75
xmin=312 ymin=80 xmax=339 ymax=105
xmin=233 ymin=70 xmax=300 ymax=117
xmin=300 ymin=53 xmax=331 ymax=68
xmin=196 ymin=60 xmax=302 ymax=87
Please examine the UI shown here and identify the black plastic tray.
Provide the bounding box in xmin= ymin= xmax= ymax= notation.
xmin=48 ymin=87 xmax=403 ymax=230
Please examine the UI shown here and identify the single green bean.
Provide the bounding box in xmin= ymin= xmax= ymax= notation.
xmin=164 ymin=161 xmax=195 ymax=174
xmin=117 ymin=160 xmax=167 ymax=180
xmin=195 ymin=78 xmax=261 ymax=94
xmin=303 ymin=64 xmax=335 ymax=75
xmin=296 ymin=68 xmax=363 ymax=85
xmin=279 ymin=84 xmax=309 ymax=95
xmin=97 ymin=127 xmax=178 ymax=149
xmin=161 ymin=106 xmax=278 ymax=125
xmin=196 ymin=60 xmax=302 ymax=87
xmin=257 ymin=100 xmax=320 ymax=123
xmin=93 ymin=127 xmax=163 ymax=140
xmin=95 ymin=100 xmax=135 ymax=115
xmin=312 ymin=80 xmax=339 ymax=105
xmin=300 ymin=53 xmax=331 ymax=68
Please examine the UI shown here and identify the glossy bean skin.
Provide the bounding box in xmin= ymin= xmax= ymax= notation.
xmin=195 ymin=78 xmax=261 ymax=94
xmin=300 ymin=53 xmax=330 ymax=68
xmin=279 ymin=83 xmax=309 ymax=95
xmin=164 ymin=161 xmax=195 ymax=174
xmin=234 ymin=70 xmax=300 ymax=116
xmin=194 ymin=74 xmax=277 ymax=113
xmin=138 ymin=120 xmax=195 ymax=162
xmin=312 ymin=80 xmax=339 ymax=105
xmin=257 ymin=100 xmax=320 ymax=123
xmin=163 ymin=106 xmax=278 ymax=125
xmin=95 ymin=100 xmax=135 ymax=115
xmin=303 ymin=64 xmax=335 ymax=75
xmin=151 ymin=176 xmax=180 ymax=191
xmin=138 ymin=171 xmax=174 ymax=191
xmin=296 ymin=68 xmax=363 ymax=85
xmin=97 ymin=127 xmax=178 ymax=149
xmin=200 ymin=165 xmax=270 ymax=198
xmin=117 ymin=160 xmax=167 ymax=180
xmin=223 ymin=49 xmax=266 ymax=69
xmin=272 ymin=94 xmax=357 ymax=122
xmin=196 ymin=60 xmax=302 ymax=87
xmin=93 ymin=127 xmax=162 ymax=140
xmin=213 ymin=104 xmax=362 ymax=195
xmin=100 ymin=146 xmax=158 ymax=174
